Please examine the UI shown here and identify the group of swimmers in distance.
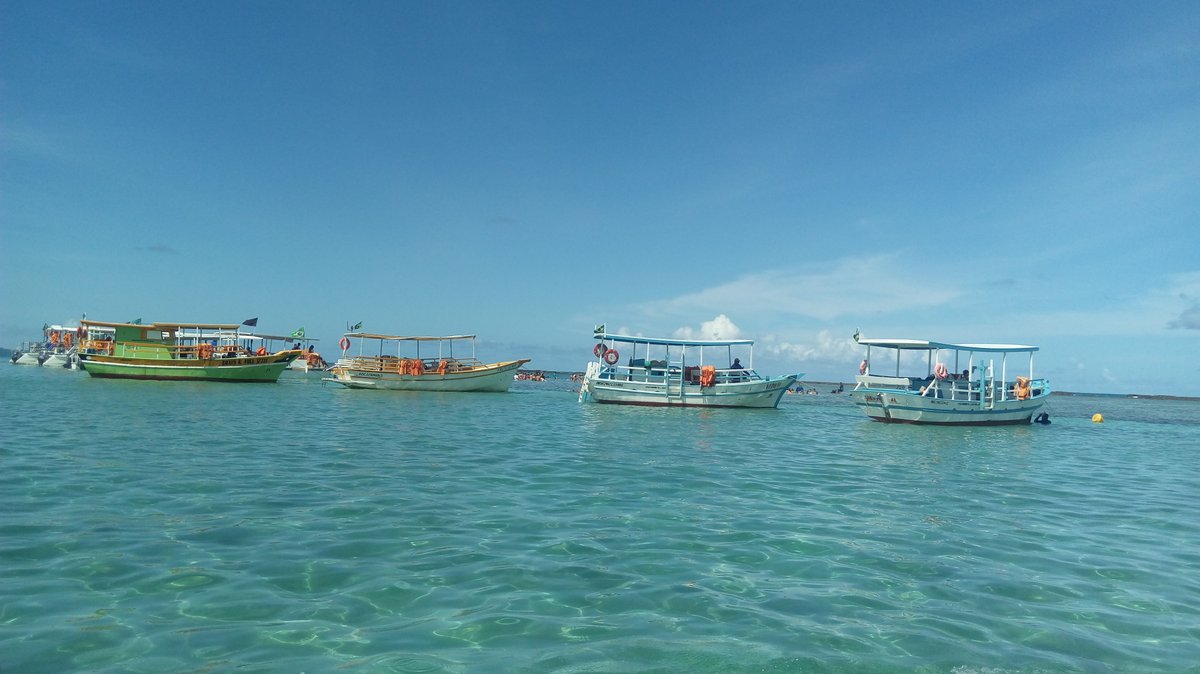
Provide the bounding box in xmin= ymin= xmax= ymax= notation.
xmin=787 ymin=383 xmax=845 ymax=395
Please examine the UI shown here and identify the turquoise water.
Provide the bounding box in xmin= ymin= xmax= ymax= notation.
xmin=2 ymin=366 xmax=1198 ymax=673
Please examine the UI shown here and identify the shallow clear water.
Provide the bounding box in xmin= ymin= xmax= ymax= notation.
xmin=2 ymin=366 xmax=1198 ymax=673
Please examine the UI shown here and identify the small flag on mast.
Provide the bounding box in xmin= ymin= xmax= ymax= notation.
xmin=291 ymin=327 xmax=305 ymax=339
xmin=242 ymin=317 xmax=259 ymax=327
xmin=593 ymin=324 xmax=606 ymax=335
xmin=350 ymin=321 xmax=363 ymax=331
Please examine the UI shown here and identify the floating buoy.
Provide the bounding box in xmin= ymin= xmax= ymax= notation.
xmin=1091 ymin=413 xmax=1104 ymax=423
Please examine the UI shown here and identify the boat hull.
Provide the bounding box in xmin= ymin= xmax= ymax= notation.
xmin=327 ymin=359 xmax=529 ymax=392
xmin=11 ymin=352 xmax=43 ymax=366
xmin=78 ymin=353 xmax=297 ymax=382
xmin=849 ymin=389 xmax=1047 ymax=425
xmin=42 ymin=353 xmax=73 ymax=368
xmin=585 ymin=374 xmax=796 ymax=409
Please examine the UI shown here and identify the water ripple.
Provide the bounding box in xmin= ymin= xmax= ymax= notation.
xmin=1 ymin=369 xmax=1198 ymax=672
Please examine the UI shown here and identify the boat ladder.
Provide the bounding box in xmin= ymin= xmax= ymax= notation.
xmin=578 ymin=361 xmax=600 ymax=403
xmin=667 ymin=358 xmax=687 ymax=401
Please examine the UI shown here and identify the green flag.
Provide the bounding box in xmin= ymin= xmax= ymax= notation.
xmin=130 ymin=318 xmax=142 ymax=325
xmin=593 ymin=324 xmax=606 ymax=334
xmin=351 ymin=321 xmax=363 ymax=331
xmin=291 ymin=327 xmax=305 ymax=339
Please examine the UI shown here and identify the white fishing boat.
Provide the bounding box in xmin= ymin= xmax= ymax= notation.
xmin=849 ymin=337 xmax=1050 ymax=425
xmin=578 ymin=330 xmax=799 ymax=408
xmin=9 ymin=324 xmax=80 ymax=367
xmin=325 ymin=332 xmax=529 ymax=392
xmin=283 ymin=338 xmax=326 ymax=372
xmin=10 ymin=343 xmax=44 ymax=366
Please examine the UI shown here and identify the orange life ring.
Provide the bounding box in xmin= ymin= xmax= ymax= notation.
xmin=339 ymin=337 xmax=350 ymax=351
xmin=593 ymin=343 xmax=606 ymax=358
xmin=603 ymin=348 xmax=619 ymax=365
xmin=198 ymin=343 xmax=213 ymax=359
xmin=859 ymin=359 xmax=868 ymax=375
xmin=934 ymin=363 xmax=948 ymax=380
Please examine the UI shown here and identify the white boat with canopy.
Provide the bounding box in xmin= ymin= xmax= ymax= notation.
xmin=849 ymin=337 xmax=1050 ymax=425
xmin=325 ymin=332 xmax=529 ymax=392
xmin=9 ymin=324 xmax=81 ymax=367
xmin=579 ymin=330 xmax=799 ymax=408
xmin=283 ymin=337 xmax=325 ymax=371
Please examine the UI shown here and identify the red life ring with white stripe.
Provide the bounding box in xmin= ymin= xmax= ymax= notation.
xmin=593 ymin=343 xmax=606 ymax=358
xmin=603 ymin=349 xmax=620 ymax=365
xmin=859 ymin=359 xmax=868 ymax=375
xmin=339 ymin=337 xmax=350 ymax=351
xmin=934 ymin=363 xmax=948 ymax=380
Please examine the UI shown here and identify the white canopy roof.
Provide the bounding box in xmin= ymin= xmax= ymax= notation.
xmin=595 ymin=333 xmax=753 ymax=347
xmin=857 ymin=338 xmax=1038 ymax=353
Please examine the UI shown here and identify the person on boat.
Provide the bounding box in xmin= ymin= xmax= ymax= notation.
xmin=729 ymin=358 xmax=746 ymax=382
xmin=293 ymin=342 xmax=302 ymax=350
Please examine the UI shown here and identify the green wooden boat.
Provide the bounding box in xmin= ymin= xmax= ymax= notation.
xmin=77 ymin=320 xmax=300 ymax=383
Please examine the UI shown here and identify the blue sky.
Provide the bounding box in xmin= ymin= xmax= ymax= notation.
xmin=2 ymin=1 xmax=1198 ymax=395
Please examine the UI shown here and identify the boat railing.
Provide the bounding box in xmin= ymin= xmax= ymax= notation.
xmin=866 ymin=375 xmax=1050 ymax=403
xmin=600 ymin=363 xmax=762 ymax=385
xmin=854 ymin=374 xmax=911 ymax=390
xmin=338 ymin=355 xmax=485 ymax=373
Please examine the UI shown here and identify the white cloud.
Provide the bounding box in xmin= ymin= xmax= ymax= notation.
xmin=673 ymin=314 xmax=743 ymax=340
xmin=1166 ymin=271 xmax=1200 ymax=330
xmin=1168 ymin=304 xmax=1200 ymax=330
xmin=761 ymin=329 xmax=860 ymax=362
xmin=638 ymin=254 xmax=964 ymax=322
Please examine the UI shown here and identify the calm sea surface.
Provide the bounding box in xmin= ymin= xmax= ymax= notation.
xmin=2 ymin=365 xmax=1198 ymax=673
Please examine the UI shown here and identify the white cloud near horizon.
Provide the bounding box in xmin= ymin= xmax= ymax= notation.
xmin=759 ymin=329 xmax=861 ymax=364
xmin=673 ymin=314 xmax=744 ymax=340
xmin=637 ymin=254 xmax=964 ymax=323
xmin=1166 ymin=271 xmax=1200 ymax=330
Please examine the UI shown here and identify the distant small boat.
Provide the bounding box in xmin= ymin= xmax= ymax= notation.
xmin=9 ymin=324 xmax=80 ymax=368
xmin=10 ymin=346 xmax=44 ymax=366
xmin=849 ymin=337 xmax=1050 ymax=425
xmin=283 ymin=338 xmax=327 ymax=372
xmin=578 ymin=330 xmax=799 ymax=408
xmin=326 ymin=332 xmax=529 ymax=392
xmin=77 ymin=320 xmax=300 ymax=382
